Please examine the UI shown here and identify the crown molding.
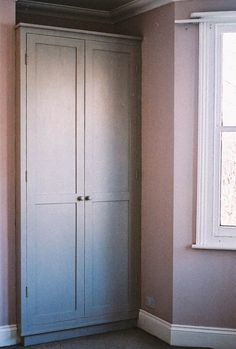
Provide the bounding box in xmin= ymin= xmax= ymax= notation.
xmin=16 ymin=0 xmax=112 ymax=24
xmin=112 ymin=0 xmax=175 ymax=22
xmin=16 ymin=0 xmax=183 ymax=24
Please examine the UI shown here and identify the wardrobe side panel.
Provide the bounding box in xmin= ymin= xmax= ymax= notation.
xmin=16 ymin=27 xmax=28 ymax=334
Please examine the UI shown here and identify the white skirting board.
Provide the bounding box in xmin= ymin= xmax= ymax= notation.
xmin=138 ymin=309 xmax=236 ymax=349
xmin=0 ymin=325 xmax=19 ymax=347
xmin=1 ymin=315 xmax=236 ymax=348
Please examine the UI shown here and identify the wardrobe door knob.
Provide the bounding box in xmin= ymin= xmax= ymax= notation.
xmin=77 ymin=196 xmax=84 ymax=201
xmin=85 ymin=196 xmax=92 ymax=201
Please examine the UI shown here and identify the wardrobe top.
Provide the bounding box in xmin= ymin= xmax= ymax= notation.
xmin=16 ymin=23 xmax=142 ymax=42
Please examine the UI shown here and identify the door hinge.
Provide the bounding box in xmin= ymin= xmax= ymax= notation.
xmin=135 ymin=169 xmax=140 ymax=181
xmin=25 ymin=53 xmax=28 ymax=65
xmin=25 ymin=286 xmax=29 ymax=298
xmin=25 ymin=170 xmax=27 ymax=182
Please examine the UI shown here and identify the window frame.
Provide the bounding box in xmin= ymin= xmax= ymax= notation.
xmin=194 ymin=19 xmax=236 ymax=250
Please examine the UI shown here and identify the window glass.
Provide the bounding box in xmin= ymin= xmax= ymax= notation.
xmin=195 ymin=19 xmax=236 ymax=249
xmin=221 ymin=132 xmax=236 ymax=226
xmin=222 ymin=33 xmax=236 ymax=126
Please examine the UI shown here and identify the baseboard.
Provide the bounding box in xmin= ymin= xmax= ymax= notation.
xmin=2 ymin=314 xmax=236 ymax=348
xmin=0 ymin=325 xmax=19 ymax=347
xmin=138 ymin=309 xmax=171 ymax=344
xmin=138 ymin=309 xmax=236 ymax=349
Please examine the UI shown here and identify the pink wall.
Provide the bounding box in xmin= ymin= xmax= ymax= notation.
xmin=116 ymin=5 xmax=175 ymax=323
xmin=173 ymin=0 xmax=236 ymax=328
xmin=117 ymin=0 xmax=236 ymax=329
xmin=1 ymin=0 xmax=236 ymax=331
xmin=0 ymin=0 xmax=16 ymax=327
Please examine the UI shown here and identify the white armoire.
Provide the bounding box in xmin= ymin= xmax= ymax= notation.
xmin=16 ymin=23 xmax=141 ymax=345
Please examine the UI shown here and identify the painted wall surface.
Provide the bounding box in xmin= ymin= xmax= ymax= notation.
xmin=173 ymin=0 xmax=236 ymax=329
xmin=2 ymin=0 xmax=236 ymax=331
xmin=117 ymin=0 xmax=236 ymax=329
xmin=0 ymin=0 xmax=16 ymax=326
xmin=116 ymin=5 xmax=175 ymax=323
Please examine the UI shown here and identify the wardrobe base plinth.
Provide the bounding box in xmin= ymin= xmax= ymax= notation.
xmin=21 ymin=318 xmax=137 ymax=346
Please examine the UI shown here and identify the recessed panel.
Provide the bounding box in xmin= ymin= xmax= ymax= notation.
xmin=92 ymin=50 xmax=130 ymax=194
xmin=33 ymin=204 xmax=77 ymax=315
xmin=89 ymin=201 xmax=129 ymax=308
xmin=34 ymin=44 xmax=77 ymax=194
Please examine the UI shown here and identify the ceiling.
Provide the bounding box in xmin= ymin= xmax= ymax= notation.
xmin=18 ymin=0 xmax=135 ymax=11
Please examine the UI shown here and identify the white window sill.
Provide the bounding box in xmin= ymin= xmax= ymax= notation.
xmin=192 ymin=244 xmax=236 ymax=251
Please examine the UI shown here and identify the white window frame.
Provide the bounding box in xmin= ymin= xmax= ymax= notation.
xmin=193 ymin=13 xmax=236 ymax=250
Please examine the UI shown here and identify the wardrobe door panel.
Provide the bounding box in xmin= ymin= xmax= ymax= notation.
xmin=26 ymin=34 xmax=85 ymax=330
xmin=85 ymin=41 xmax=140 ymax=317
xmin=32 ymin=203 xmax=77 ymax=315
xmin=88 ymin=201 xmax=129 ymax=308
xmin=91 ymin=50 xmax=129 ymax=194
xmin=33 ymin=44 xmax=76 ymax=195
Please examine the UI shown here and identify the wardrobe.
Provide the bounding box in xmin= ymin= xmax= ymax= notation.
xmin=16 ymin=24 xmax=141 ymax=345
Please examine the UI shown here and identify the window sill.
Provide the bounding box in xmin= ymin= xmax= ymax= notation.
xmin=192 ymin=244 xmax=236 ymax=251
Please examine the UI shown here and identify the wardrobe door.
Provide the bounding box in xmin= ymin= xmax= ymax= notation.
xmin=25 ymin=34 xmax=85 ymax=332
xmin=85 ymin=41 xmax=140 ymax=318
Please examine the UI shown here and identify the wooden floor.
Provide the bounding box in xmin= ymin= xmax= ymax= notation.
xmin=6 ymin=328 xmax=207 ymax=349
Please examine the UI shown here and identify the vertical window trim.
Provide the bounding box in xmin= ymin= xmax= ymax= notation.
xmin=194 ymin=22 xmax=236 ymax=250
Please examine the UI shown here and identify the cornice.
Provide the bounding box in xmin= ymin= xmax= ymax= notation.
xmin=112 ymin=0 xmax=176 ymax=23
xmin=16 ymin=0 xmax=112 ymax=24
xmin=16 ymin=0 xmax=182 ymax=24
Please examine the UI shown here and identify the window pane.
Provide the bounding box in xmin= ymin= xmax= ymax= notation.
xmin=221 ymin=132 xmax=236 ymax=226
xmin=222 ymin=33 xmax=236 ymax=126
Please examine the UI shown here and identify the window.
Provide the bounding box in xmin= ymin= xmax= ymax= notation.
xmin=194 ymin=13 xmax=236 ymax=250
